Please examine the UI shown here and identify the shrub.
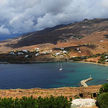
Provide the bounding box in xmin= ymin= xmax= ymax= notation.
xmin=99 ymin=83 xmax=108 ymax=94
xmin=0 ymin=96 xmax=71 ymax=108
xmin=97 ymin=93 xmax=108 ymax=108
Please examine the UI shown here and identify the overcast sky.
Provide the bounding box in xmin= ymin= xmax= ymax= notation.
xmin=0 ymin=0 xmax=108 ymax=35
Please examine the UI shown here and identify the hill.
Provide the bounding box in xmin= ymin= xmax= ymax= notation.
xmin=1 ymin=18 xmax=108 ymax=63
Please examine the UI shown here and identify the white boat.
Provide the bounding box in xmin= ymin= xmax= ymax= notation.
xmin=59 ymin=68 xmax=63 ymax=71
xmin=59 ymin=62 xmax=63 ymax=71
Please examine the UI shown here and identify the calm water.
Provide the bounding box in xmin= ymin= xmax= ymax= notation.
xmin=0 ymin=62 xmax=108 ymax=89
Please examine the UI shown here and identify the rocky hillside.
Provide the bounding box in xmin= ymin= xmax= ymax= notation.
xmin=6 ymin=18 xmax=108 ymax=47
xmin=1 ymin=18 xmax=108 ymax=58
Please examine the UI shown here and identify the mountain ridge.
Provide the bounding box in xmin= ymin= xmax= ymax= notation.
xmin=1 ymin=18 xmax=108 ymax=56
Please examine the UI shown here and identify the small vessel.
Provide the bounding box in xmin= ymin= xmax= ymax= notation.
xmin=59 ymin=62 xmax=63 ymax=71
xmin=59 ymin=67 xmax=63 ymax=71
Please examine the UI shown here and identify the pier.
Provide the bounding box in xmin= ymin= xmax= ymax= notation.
xmin=80 ymin=76 xmax=93 ymax=87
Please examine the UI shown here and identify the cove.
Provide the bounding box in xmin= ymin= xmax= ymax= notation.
xmin=0 ymin=62 xmax=107 ymax=89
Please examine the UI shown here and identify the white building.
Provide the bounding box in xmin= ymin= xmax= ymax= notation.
xmin=22 ymin=50 xmax=28 ymax=53
xmin=17 ymin=52 xmax=24 ymax=55
xmin=62 ymin=50 xmax=68 ymax=54
xmin=55 ymin=52 xmax=61 ymax=56
xmin=25 ymin=55 xmax=29 ymax=58
xmin=35 ymin=53 xmax=39 ymax=56
xmin=35 ymin=48 xmax=40 ymax=52
xmin=76 ymin=48 xmax=80 ymax=51
xmin=105 ymin=56 xmax=108 ymax=59
xmin=9 ymin=51 xmax=15 ymax=55
xmin=105 ymin=59 xmax=108 ymax=62
xmin=60 ymin=48 xmax=64 ymax=50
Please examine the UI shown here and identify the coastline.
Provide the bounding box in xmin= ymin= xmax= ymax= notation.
xmin=0 ymin=85 xmax=101 ymax=99
xmin=0 ymin=59 xmax=108 ymax=66
xmin=77 ymin=61 xmax=108 ymax=67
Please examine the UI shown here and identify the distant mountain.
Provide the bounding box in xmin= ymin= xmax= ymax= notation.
xmin=0 ymin=34 xmax=21 ymax=41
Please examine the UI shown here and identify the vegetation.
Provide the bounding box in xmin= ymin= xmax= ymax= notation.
xmin=97 ymin=93 xmax=108 ymax=108
xmin=0 ymin=96 xmax=71 ymax=108
xmin=70 ymin=56 xmax=86 ymax=61
xmin=97 ymin=83 xmax=108 ymax=108
xmin=99 ymin=83 xmax=108 ymax=94
xmin=98 ymin=54 xmax=106 ymax=64
xmin=98 ymin=53 xmax=108 ymax=64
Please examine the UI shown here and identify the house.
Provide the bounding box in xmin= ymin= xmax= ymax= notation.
xmin=105 ymin=56 xmax=108 ymax=59
xmin=76 ymin=48 xmax=80 ymax=51
xmin=35 ymin=48 xmax=40 ymax=52
xmin=17 ymin=52 xmax=24 ymax=55
xmin=22 ymin=50 xmax=28 ymax=53
xmin=62 ymin=50 xmax=68 ymax=54
xmin=55 ymin=52 xmax=61 ymax=56
xmin=9 ymin=51 xmax=15 ymax=55
xmin=35 ymin=53 xmax=39 ymax=56
xmin=25 ymin=55 xmax=29 ymax=58
xmin=105 ymin=59 xmax=108 ymax=62
xmin=60 ymin=48 xmax=64 ymax=50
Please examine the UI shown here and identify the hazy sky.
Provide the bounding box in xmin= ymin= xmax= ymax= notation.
xmin=0 ymin=0 xmax=108 ymax=35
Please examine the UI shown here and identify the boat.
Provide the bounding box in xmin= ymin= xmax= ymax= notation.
xmin=59 ymin=67 xmax=63 ymax=71
xmin=59 ymin=62 xmax=63 ymax=71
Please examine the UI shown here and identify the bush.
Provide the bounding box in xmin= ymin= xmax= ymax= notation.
xmin=97 ymin=93 xmax=108 ymax=108
xmin=0 ymin=96 xmax=71 ymax=108
xmin=99 ymin=83 xmax=108 ymax=94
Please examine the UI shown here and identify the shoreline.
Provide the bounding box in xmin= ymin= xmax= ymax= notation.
xmin=0 ymin=85 xmax=101 ymax=99
xmin=74 ymin=61 xmax=108 ymax=67
xmin=1 ymin=60 xmax=108 ymax=67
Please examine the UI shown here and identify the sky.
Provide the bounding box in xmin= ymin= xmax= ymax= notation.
xmin=0 ymin=0 xmax=108 ymax=36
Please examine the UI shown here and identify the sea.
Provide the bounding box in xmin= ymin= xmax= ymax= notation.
xmin=0 ymin=62 xmax=107 ymax=89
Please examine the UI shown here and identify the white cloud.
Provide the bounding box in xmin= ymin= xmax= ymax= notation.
xmin=0 ymin=0 xmax=108 ymax=35
xmin=0 ymin=25 xmax=10 ymax=35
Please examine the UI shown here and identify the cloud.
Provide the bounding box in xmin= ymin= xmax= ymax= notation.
xmin=0 ymin=25 xmax=10 ymax=35
xmin=0 ymin=0 xmax=108 ymax=34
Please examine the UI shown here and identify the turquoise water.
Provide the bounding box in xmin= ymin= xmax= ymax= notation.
xmin=0 ymin=62 xmax=107 ymax=89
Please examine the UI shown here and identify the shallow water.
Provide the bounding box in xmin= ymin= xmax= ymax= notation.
xmin=0 ymin=62 xmax=107 ymax=89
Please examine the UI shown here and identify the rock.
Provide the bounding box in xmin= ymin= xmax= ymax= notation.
xmin=71 ymin=99 xmax=96 ymax=108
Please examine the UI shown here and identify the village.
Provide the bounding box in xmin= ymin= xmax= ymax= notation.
xmin=8 ymin=47 xmax=68 ymax=59
xmin=1 ymin=46 xmax=108 ymax=65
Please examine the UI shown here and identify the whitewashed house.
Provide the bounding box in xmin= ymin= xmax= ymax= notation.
xmin=25 ymin=55 xmax=29 ymax=58
xmin=35 ymin=48 xmax=40 ymax=52
xmin=22 ymin=50 xmax=28 ymax=53
xmin=105 ymin=56 xmax=108 ymax=59
xmin=17 ymin=52 xmax=24 ymax=55
xmin=62 ymin=50 xmax=68 ymax=54
xmin=55 ymin=52 xmax=61 ymax=56
xmin=35 ymin=53 xmax=39 ymax=56
xmin=9 ymin=51 xmax=15 ymax=55
xmin=105 ymin=59 xmax=108 ymax=62
xmin=76 ymin=48 xmax=80 ymax=51
xmin=60 ymin=48 xmax=64 ymax=50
